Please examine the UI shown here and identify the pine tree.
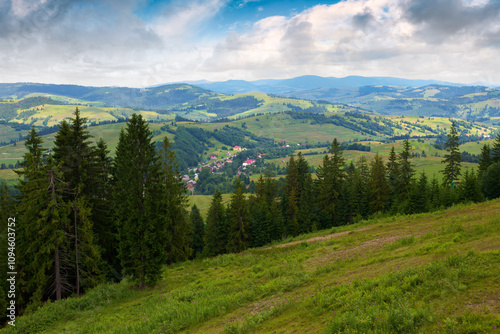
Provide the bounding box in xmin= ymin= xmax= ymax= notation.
xmin=386 ymin=146 xmax=399 ymax=210
xmin=249 ymin=175 xmax=271 ymax=247
xmin=203 ymin=189 xmax=227 ymax=257
xmin=369 ymin=153 xmax=390 ymax=213
xmin=407 ymin=172 xmax=429 ymax=214
xmin=92 ymin=138 xmax=120 ymax=281
xmin=282 ymin=154 xmax=299 ymax=237
xmin=190 ymin=205 xmax=205 ymax=259
xmin=227 ymin=177 xmax=250 ymax=253
xmin=429 ymin=176 xmax=441 ymax=210
xmin=478 ymin=144 xmax=491 ymax=177
xmin=398 ymin=139 xmax=415 ymax=201
xmin=481 ymin=162 xmax=500 ymax=200
xmin=16 ymin=129 xmax=74 ymax=310
xmin=113 ymin=114 xmax=167 ymax=288
xmin=52 ymin=108 xmax=102 ymax=294
xmin=458 ymin=169 xmax=482 ymax=203
xmin=316 ymin=138 xmax=346 ymax=228
xmin=296 ymin=152 xmax=314 ymax=234
xmin=491 ymin=132 xmax=500 ymax=164
xmin=160 ymin=137 xmax=192 ymax=264
xmin=441 ymin=121 xmax=461 ymax=187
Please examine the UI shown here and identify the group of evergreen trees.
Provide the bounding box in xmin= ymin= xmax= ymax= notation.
xmin=2 ymin=111 xmax=500 ymax=316
xmin=198 ymin=123 xmax=500 ymax=257
xmin=3 ymin=109 xmax=191 ymax=314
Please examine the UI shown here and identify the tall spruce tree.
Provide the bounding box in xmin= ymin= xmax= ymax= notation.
xmin=386 ymin=146 xmax=399 ymax=210
xmin=190 ymin=205 xmax=205 ymax=259
xmin=369 ymin=153 xmax=390 ymax=213
xmin=316 ymin=138 xmax=346 ymax=228
xmin=407 ymin=172 xmax=429 ymax=214
xmin=397 ymin=139 xmax=415 ymax=202
xmin=296 ymin=152 xmax=314 ymax=234
xmin=282 ymin=154 xmax=299 ymax=237
xmin=16 ymin=129 xmax=74 ymax=311
xmin=159 ymin=137 xmax=192 ymax=264
xmin=113 ymin=114 xmax=167 ymax=288
xmin=226 ymin=177 xmax=250 ymax=253
xmin=441 ymin=121 xmax=461 ymax=187
xmin=92 ymin=138 xmax=120 ymax=281
xmin=458 ymin=169 xmax=482 ymax=203
xmin=249 ymin=175 xmax=271 ymax=247
xmin=478 ymin=144 xmax=492 ymax=177
xmin=491 ymin=132 xmax=500 ymax=164
xmin=203 ymin=189 xmax=227 ymax=257
xmin=52 ymin=108 xmax=102 ymax=295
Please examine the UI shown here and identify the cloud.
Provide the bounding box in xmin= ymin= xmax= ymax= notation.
xmin=1 ymin=0 xmax=500 ymax=86
xmin=201 ymin=0 xmax=500 ymax=84
xmin=404 ymin=0 xmax=500 ymax=43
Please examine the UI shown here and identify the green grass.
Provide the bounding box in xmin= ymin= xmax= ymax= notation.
xmin=4 ymin=199 xmax=500 ymax=333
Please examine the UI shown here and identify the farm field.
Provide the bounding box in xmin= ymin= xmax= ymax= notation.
xmin=5 ymin=199 xmax=500 ymax=333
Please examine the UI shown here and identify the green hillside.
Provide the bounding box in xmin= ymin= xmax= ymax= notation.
xmin=291 ymin=85 xmax=500 ymax=125
xmin=4 ymin=200 xmax=499 ymax=333
xmin=0 ymin=112 xmax=497 ymax=185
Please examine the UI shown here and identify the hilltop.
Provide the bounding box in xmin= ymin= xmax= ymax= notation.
xmin=3 ymin=199 xmax=499 ymax=333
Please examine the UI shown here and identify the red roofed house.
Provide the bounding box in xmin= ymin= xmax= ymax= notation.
xmin=234 ymin=146 xmax=242 ymax=151
xmin=242 ymin=159 xmax=256 ymax=167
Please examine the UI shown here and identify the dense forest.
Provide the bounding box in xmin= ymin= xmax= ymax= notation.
xmin=1 ymin=109 xmax=500 ymax=323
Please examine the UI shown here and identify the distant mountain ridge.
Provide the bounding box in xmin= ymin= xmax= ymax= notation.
xmin=185 ymin=75 xmax=466 ymax=95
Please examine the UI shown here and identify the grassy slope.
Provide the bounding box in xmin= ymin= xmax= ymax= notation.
xmin=5 ymin=200 xmax=500 ymax=334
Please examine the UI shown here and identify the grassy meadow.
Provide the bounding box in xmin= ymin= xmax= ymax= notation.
xmin=4 ymin=199 xmax=500 ymax=333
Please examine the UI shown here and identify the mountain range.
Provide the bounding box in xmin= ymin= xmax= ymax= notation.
xmin=185 ymin=75 xmax=466 ymax=95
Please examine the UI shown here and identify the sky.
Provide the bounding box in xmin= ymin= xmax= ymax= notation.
xmin=1 ymin=0 xmax=499 ymax=87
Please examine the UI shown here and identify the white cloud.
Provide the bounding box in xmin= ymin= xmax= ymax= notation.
xmin=1 ymin=0 xmax=500 ymax=86
xmin=201 ymin=0 xmax=500 ymax=85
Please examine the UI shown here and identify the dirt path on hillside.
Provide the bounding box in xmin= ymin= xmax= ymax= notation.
xmin=262 ymin=228 xmax=369 ymax=250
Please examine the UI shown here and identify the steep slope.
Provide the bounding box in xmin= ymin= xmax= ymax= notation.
xmin=4 ymin=200 xmax=500 ymax=333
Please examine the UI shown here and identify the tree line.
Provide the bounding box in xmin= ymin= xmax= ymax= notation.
xmin=195 ymin=122 xmax=500 ymax=257
xmin=1 ymin=114 xmax=499 ymax=319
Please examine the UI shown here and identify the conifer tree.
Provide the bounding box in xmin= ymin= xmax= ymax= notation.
xmin=386 ymin=146 xmax=399 ymax=209
xmin=458 ymin=169 xmax=482 ymax=203
xmin=16 ymin=129 xmax=74 ymax=310
xmin=369 ymin=153 xmax=390 ymax=213
xmin=407 ymin=172 xmax=429 ymax=214
xmin=160 ymin=137 xmax=192 ymax=264
xmin=491 ymin=132 xmax=500 ymax=164
xmin=481 ymin=162 xmax=500 ymax=199
xmin=113 ymin=114 xmax=167 ymax=288
xmin=249 ymin=175 xmax=271 ymax=247
xmin=441 ymin=122 xmax=461 ymax=187
xmin=296 ymin=152 xmax=314 ymax=233
xmin=203 ymin=189 xmax=227 ymax=257
xmin=316 ymin=138 xmax=346 ymax=227
xmin=190 ymin=205 xmax=205 ymax=259
xmin=52 ymin=108 xmax=102 ymax=294
xmin=397 ymin=139 xmax=415 ymax=201
xmin=429 ymin=176 xmax=441 ymax=210
xmin=227 ymin=177 xmax=250 ymax=253
xmin=478 ymin=144 xmax=491 ymax=177
xmin=92 ymin=138 xmax=120 ymax=280
xmin=282 ymin=154 xmax=299 ymax=237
